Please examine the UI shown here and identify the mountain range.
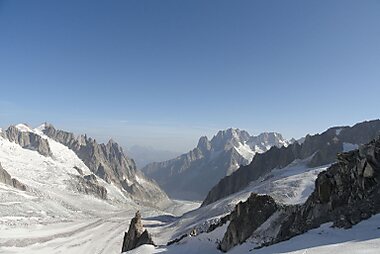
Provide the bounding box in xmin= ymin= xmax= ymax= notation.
xmin=2 ymin=120 xmax=380 ymax=254
xmin=202 ymin=119 xmax=380 ymax=206
xmin=142 ymin=128 xmax=291 ymax=200
xmin=0 ymin=123 xmax=171 ymax=208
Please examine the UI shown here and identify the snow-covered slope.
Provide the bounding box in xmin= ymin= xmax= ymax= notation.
xmin=0 ymin=127 xmax=323 ymax=254
xmin=124 ymin=153 xmax=380 ymax=254
xmin=2 ymin=122 xmax=380 ymax=254
xmin=40 ymin=123 xmax=171 ymax=208
xmin=0 ymin=125 xmax=134 ymax=224
xmin=126 ymin=213 xmax=380 ymax=254
xmin=203 ymin=120 xmax=380 ymax=207
xmin=160 ymin=158 xmax=330 ymax=243
xmin=118 ymin=159 xmax=337 ymax=254
xmin=0 ymin=124 xmax=199 ymax=254
xmin=112 ymin=159 xmax=328 ymax=254
xmin=142 ymin=128 xmax=290 ymax=200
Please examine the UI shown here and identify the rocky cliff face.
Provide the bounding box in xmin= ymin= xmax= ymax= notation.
xmin=1 ymin=124 xmax=52 ymax=157
xmin=217 ymin=134 xmax=380 ymax=251
xmin=121 ymin=211 xmax=155 ymax=252
xmin=219 ymin=193 xmax=278 ymax=252
xmin=202 ymin=120 xmax=380 ymax=206
xmin=0 ymin=162 xmax=26 ymax=191
xmin=142 ymin=128 xmax=289 ymax=200
xmin=70 ymin=174 xmax=108 ymax=199
xmin=41 ymin=123 xmax=170 ymax=207
xmin=272 ymin=136 xmax=380 ymax=244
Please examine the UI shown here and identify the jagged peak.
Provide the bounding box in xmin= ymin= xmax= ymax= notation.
xmin=107 ymin=138 xmax=117 ymax=145
xmin=106 ymin=138 xmax=124 ymax=153
xmin=197 ymin=136 xmax=211 ymax=151
xmin=215 ymin=127 xmax=244 ymax=136
xmin=212 ymin=128 xmax=250 ymax=142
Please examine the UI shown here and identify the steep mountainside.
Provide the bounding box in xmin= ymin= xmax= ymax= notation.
xmin=0 ymin=124 xmax=198 ymax=253
xmin=39 ymin=123 xmax=170 ymax=207
xmin=203 ymin=120 xmax=380 ymax=206
xmin=0 ymin=124 xmax=136 ymax=227
xmin=142 ymin=128 xmax=289 ymax=200
xmin=218 ymin=134 xmax=380 ymax=252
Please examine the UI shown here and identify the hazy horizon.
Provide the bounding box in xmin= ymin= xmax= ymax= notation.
xmin=1 ymin=118 xmax=378 ymax=153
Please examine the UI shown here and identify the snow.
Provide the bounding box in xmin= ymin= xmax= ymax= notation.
xmin=125 ymin=214 xmax=380 ymax=254
xmin=35 ymin=123 xmax=48 ymax=132
xmin=1 ymin=124 xmax=380 ymax=254
xmin=247 ymin=159 xmax=329 ymax=205
xmin=234 ymin=142 xmax=255 ymax=162
xmin=131 ymin=157 xmax=330 ymax=253
xmin=15 ymin=123 xmax=33 ymax=132
xmin=135 ymin=174 xmax=148 ymax=185
xmin=238 ymin=213 xmax=380 ymax=254
xmin=0 ymin=126 xmax=199 ymax=254
xmin=206 ymin=157 xmax=329 ymax=211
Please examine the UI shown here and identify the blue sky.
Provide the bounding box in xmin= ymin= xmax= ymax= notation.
xmin=0 ymin=0 xmax=379 ymax=152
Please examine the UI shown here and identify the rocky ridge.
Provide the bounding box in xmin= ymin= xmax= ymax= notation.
xmin=203 ymin=119 xmax=380 ymax=206
xmin=218 ymin=134 xmax=380 ymax=252
xmin=41 ymin=123 xmax=170 ymax=207
xmin=70 ymin=173 xmax=108 ymax=199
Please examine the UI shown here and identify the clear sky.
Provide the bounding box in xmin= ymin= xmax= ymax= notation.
xmin=0 ymin=0 xmax=379 ymax=152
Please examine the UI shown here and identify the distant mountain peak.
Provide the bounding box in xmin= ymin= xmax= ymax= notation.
xmin=197 ymin=136 xmax=211 ymax=152
xmin=142 ymin=127 xmax=290 ymax=200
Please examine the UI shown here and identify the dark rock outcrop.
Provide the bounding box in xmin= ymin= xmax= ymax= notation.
xmin=2 ymin=125 xmax=52 ymax=157
xmin=0 ymin=162 xmax=27 ymax=191
xmin=219 ymin=194 xmax=278 ymax=252
xmin=219 ymin=135 xmax=380 ymax=251
xmin=203 ymin=120 xmax=380 ymax=206
xmin=121 ymin=211 xmax=155 ymax=252
xmin=73 ymin=166 xmax=84 ymax=175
